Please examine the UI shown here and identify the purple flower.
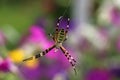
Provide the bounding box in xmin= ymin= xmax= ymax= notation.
xmin=85 ymin=68 xmax=111 ymax=80
xmin=110 ymin=7 xmax=120 ymax=26
xmin=21 ymin=57 xmax=69 ymax=80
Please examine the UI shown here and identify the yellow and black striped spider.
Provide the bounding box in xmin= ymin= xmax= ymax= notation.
xmin=23 ymin=16 xmax=77 ymax=74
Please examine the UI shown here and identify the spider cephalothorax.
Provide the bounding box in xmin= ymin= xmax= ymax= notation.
xmin=23 ymin=16 xmax=77 ymax=74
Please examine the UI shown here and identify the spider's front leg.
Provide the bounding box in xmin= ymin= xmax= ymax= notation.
xmin=64 ymin=18 xmax=70 ymax=41
xmin=56 ymin=16 xmax=62 ymax=34
xmin=23 ymin=45 xmax=56 ymax=62
xmin=23 ymin=57 xmax=33 ymax=62
xmin=65 ymin=18 xmax=70 ymax=34
xmin=48 ymin=34 xmax=58 ymax=53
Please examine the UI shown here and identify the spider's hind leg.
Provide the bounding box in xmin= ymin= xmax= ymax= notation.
xmin=60 ymin=46 xmax=77 ymax=75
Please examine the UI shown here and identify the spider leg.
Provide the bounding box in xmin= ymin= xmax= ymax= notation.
xmin=65 ymin=18 xmax=70 ymax=34
xmin=56 ymin=16 xmax=62 ymax=34
xmin=60 ymin=46 xmax=76 ymax=63
xmin=23 ymin=57 xmax=33 ymax=62
xmin=53 ymin=16 xmax=63 ymax=42
xmin=23 ymin=45 xmax=56 ymax=62
xmin=60 ymin=45 xmax=77 ymax=75
xmin=56 ymin=16 xmax=62 ymax=29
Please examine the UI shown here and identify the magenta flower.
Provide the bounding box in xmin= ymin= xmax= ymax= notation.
xmin=0 ymin=57 xmax=18 ymax=72
xmin=0 ymin=58 xmax=11 ymax=72
xmin=85 ymin=68 xmax=111 ymax=80
xmin=27 ymin=25 xmax=52 ymax=49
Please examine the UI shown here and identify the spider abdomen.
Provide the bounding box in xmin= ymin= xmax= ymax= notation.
xmin=57 ymin=29 xmax=66 ymax=43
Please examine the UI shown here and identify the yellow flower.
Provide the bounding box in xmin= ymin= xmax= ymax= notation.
xmin=24 ymin=59 xmax=39 ymax=69
xmin=9 ymin=49 xmax=24 ymax=63
xmin=9 ymin=48 xmax=39 ymax=68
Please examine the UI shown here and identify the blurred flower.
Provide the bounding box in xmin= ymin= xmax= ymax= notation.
xmin=111 ymin=68 xmax=120 ymax=78
xmin=110 ymin=7 xmax=120 ymax=26
xmin=85 ymin=68 xmax=111 ymax=80
xmin=24 ymin=57 xmax=39 ymax=69
xmin=21 ymin=58 xmax=69 ymax=80
xmin=9 ymin=49 xmax=24 ymax=63
xmin=112 ymin=0 xmax=120 ymax=8
xmin=69 ymin=24 xmax=108 ymax=51
xmin=27 ymin=25 xmax=51 ymax=49
xmin=0 ymin=58 xmax=10 ymax=72
xmin=98 ymin=27 xmax=109 ymax=40
xmin=0 ymin=57 xmax=24 ymax=80
xmin=77 ymin=38 xmax=91 ymax=53
xmin=0 ymin=57 xmax=18 ymax=73
xmin=97 ymin=1 xmax=112 ymax=25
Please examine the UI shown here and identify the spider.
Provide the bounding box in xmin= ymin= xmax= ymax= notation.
xmin=23 ymin=16 xmax=77 ymax=74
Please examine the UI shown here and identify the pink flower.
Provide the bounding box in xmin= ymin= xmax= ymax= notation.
xmin=28 ymin=25 xmax=51 ymax=49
